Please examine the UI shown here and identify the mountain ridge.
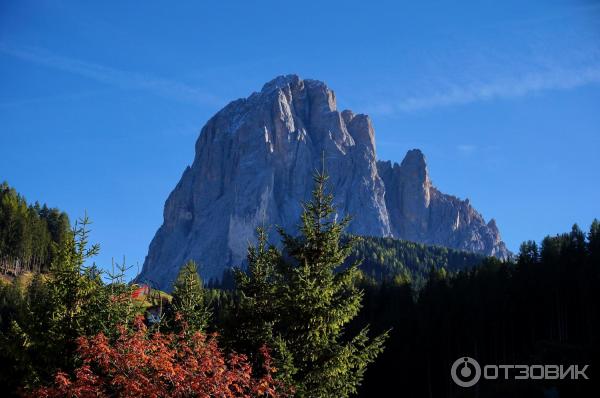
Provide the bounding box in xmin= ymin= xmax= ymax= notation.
xmin=137 ymin=74 xmax=509 ymax=290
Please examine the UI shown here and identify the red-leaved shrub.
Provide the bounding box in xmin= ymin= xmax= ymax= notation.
xmin=31 ymin=317 xmax=290 ymax=398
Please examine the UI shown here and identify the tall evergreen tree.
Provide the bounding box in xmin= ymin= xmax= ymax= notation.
xmin=232 ymin=227 xmax=280 ymax=357
xmin=589 ymin=219 xmax=600 ymax=265
xmin=235 ymin=171 xmax=388 ymax=398
xmin=0 ymin=214 xmax=141 ymax=390
xmin=171 ymin=260 xmax=210 ymax=333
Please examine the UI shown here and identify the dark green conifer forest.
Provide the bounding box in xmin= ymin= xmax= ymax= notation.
xmin=0 ymin=182 xmax=71 ymax=273
xmin=353 ymin=222 xmax=600 ymax=397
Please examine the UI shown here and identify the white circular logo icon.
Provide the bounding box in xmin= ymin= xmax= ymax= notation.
xmin=451 ymin=357 xmax=481 ymax=387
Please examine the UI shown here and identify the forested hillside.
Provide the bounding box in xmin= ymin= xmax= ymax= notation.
xmin=353 ymin=221 xmax=600 ymax=397
xmin=0 ymin=182 xmax=71 ymax=273
xmin=349 ymin=236 xmax=485 ymax=287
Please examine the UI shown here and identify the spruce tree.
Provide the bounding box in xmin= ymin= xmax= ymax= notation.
xmin=236 ymin=170 xmax=388 ymax=397
xmin=589 ymin=219 xmax=600 ymax=265
xmin=171 ymin=260 xmax=210 ymax=333
xmin=232 ymin=227 xmax=280 ymax=357
xmin=5 ymin=215 xmax=107 ymax=387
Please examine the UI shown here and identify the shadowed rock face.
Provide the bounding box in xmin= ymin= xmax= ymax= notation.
xmin=137 ymin=75 xmax=509 ymax=290
xmin=377 ymin=151 xmax=509 ymax=258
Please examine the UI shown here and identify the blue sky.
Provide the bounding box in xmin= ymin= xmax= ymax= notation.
xmin=1 ymin=0 xmax=599 ymax=278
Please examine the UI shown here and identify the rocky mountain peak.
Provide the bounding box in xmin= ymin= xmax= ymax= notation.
xmin=260 ymin=74 xmax=302 ymax=93
xmin=487 ymin=218 xmax=499 ymax=234
xmin=138 ymin=75 xmax=510 ymax=290
xmin=256 ymin=74 xmax=336 ymax=112
xmin=400 ymin=149 xmax=429 ymax=183
xmin=397 ymin=149 xmax=431 ymax=199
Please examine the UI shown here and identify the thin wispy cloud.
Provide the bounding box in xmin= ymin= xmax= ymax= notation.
xmin=363 ymin=5 xmax=600 ymax=117
xmin=0 ymin=89 xmax=111 ymax=108
xmin=456 ymin=144 xmax=477 ymax=155
xmin=369 ymin=64 xmax=600 ymax=115
xmin=0 ymin=43 xmax=222 ymax=107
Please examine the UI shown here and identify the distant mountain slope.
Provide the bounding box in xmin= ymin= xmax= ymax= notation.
xmin=206 ymin=235 xmax=487 ymax=291
xmin=349 ymin=236 xmax=486 ymax=288
xmin=137 ymin=75 xmax=508 ymax=290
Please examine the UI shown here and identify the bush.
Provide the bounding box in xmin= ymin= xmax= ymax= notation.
xmin=30 ymin=316 xmax=291 ymax=398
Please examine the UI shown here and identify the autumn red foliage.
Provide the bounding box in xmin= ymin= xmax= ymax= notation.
xmin=30 ymin=317 xmax=291 ymax=398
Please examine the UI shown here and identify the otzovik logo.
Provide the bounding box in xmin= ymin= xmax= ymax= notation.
xmin=451 ymin=357 xmax=481 ymax=387
xmin=451 ymin=357 xmax=590 ymax=387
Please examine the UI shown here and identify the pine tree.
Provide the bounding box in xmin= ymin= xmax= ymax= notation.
xmin=42 ymin=214 xmax=100 ymax=349
xmin=232 ymin=227 xmax=281 ymax=360
xmin=0 ymin=214 xmax=142 ymax=389
xmin=171 ymin=260 xmax=210 ymax=333
xmin=236 ymin=170 xmax=388 ymax=397
xmin=589 ymin=219 xmax=600 ymax=265
xmin=518 ymin=240 xmax=539 ymax=266
xmin=2 ymin=215 xmax=105 ymax=387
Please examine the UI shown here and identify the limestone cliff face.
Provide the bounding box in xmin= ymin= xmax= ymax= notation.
xmin=139 ymin=75 xmax=391 ymax=288
xmin=138 ymin=75 xmax=509 ymax=290
xmin=377 ymin=151 xmax=509 ymax=258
